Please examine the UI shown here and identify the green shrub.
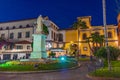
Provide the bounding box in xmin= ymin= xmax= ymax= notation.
xmin=0 ymin=60 xmax=77 ymax=71
xmin=6 ymin=61 xmax=20 ymax=65
xmin=95 ymin=46 xmax=120 ymax=60
xmin=89 ymin=61 xmax=120 ymax=78
xmin=43 ymin=24 xmax=49 ymax=35
xmin=49 ymin=52 xmax=56 ymax=58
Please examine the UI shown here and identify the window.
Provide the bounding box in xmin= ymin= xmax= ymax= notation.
xmin=10 ymin=45 xmax=14 ymax=50
xmin=51 ymin=31 xmax=53 ymax=39
xmin=56 ymin=27 xmax=57 ymax=30
xmin=13 ymin=54 xmax=18 ymax=60
xmin=26 ymin=24 xmax=30 ymax=27
xmin=95 ymin=32 xmax=99 ymax=35
xmin=55 ymin=34 xmax=58 ymax=41
xmin=51 ymin=23 xmax=53 ymax=26
xmin=1 ymin=34 xmax=5 ymax=39
xmin=4 ymin=45 xmax=7 ymax=50
xmin=10 ymin=33 xmax=14 ymax=39
xmin=12 ymin=26 xmax=16 ymax=29
xmin=82 ymin=33 xmax=87 ymax=40
xmin=6 ymin=27 xmax=9 ymax=30
xmin=26 ymin=54 xmax=30 ymax=59
xmin=27 ymin=46 xmax=30 ymax=49
xmin=0 ymin=28 xmax=3 ymax=30
xmin=108 ymin=32 xmax=112 ymax=38
xmin=18 ymin=32 xmax=22 ymax=38
xmin=16 ymin=46 xmax=23 ymax=49
xmin=54 ymin=32 xmax=56 ymax=41
xmin=58 ymin=33 xmax=63 ymax=42
xmin=26 ymin=31 xmax=30 ymax=38
xmin=3 ymin=54 xmax=11 ymax=60
xmin=19 ymin=25 xmax=22 ymax=28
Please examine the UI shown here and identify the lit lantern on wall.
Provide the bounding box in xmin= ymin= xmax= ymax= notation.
xmin=46 ymin=42 xmax=52 ymax=50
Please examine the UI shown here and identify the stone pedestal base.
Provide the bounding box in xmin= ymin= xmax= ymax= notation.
xmin=30 ymin=51 xmax=47 ymax=59
xmin=30 ymin=34 xmax=47 ymax=60
xmin=30 ymin=52 xmax=42 ymax=59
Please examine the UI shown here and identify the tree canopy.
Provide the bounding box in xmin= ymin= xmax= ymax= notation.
xmin=95 ymin=46 xmax=120 ymax=60
xmin=72 ymin=20 xmax=88 ymax=29
xmin=86 ymin=33 xmax=105 ymax=54
xmin=43 ymin=24 xmax=49 ymax=35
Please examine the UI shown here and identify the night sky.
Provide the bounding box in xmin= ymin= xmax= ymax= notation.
xmin=0 ymin=0 xmax=119 ymax=29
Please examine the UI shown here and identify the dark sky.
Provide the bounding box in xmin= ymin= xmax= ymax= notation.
xmin=0 ymin=0 xmax=119 ymax=29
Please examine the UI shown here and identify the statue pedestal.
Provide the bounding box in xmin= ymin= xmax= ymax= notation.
xmin=30 ymin=34 xmax=47 ymax=59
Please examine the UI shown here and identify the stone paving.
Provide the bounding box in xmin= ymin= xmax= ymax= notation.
xmin=0 ymin=62 xmax=93 ymax=80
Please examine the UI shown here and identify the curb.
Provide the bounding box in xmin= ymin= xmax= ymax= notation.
xmin=86 ymin=74 xmax=120 ymax=80
xmin=0 ymin=64 xmax=81 ymax=74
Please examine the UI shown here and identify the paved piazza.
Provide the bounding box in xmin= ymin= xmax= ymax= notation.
xmin=0 ymin=62 xmax=92 ymax=80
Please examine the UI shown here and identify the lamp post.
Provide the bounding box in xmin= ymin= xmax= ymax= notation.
xmin=102 ymin=0 xmax=111 ymax=71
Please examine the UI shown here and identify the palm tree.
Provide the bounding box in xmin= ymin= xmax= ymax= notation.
xmin=72 ymin=19 xmax=88 ymax=57
xmin=86 ymin=33 xmax=105 ymax=55
xmin=86 ymin=37 xmax=94 ymax=53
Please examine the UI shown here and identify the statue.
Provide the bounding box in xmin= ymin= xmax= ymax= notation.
xmin=36 ymin=15 xmax=43 ymax=34
xmin=30 ymin=15 xmax=47 ymax=60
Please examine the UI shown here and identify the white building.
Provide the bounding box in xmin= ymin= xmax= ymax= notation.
xmin=0 ymin=16 xmax=61 ymax=60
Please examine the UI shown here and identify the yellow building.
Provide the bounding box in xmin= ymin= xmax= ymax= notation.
xmin=62 ymin=16 xmax=118 ymax=56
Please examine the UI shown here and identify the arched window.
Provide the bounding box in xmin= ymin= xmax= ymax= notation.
xmin=12 ymin=26 xmax=16 ymax=29
xmin=26 ymin=24 xmax=30 ymax=27
xmin=82 ymin=33 xmax=87 ymax=40
xmin=95 ymin=32 xmax=100 ymax=35
xmin=19 ymin=25 xmax=22 ymax=28
xmin=0 ymin=27 xmax=3 ymax=30
xmin=6 ymin=27 xmax=9 ymax=30
xmin=108 ymin=32 xmax=112 ymax=38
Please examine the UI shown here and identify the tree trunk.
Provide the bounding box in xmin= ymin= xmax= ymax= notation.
xmin=87 ymin=40 xmax=93 ymax=53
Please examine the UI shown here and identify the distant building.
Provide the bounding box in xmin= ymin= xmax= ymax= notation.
xmin=0 ymin=16 xmax=59 ymax=60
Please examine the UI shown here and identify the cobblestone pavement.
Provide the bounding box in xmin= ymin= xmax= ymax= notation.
xmin=0 ymin=62 xmax=93 ymax=80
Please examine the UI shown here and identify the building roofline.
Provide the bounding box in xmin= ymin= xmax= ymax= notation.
xmin=77 ymin=16 xmax=91 ymax=19
xmin=0 ymin=17 xmax=37 ymax=24
xmin=59 ymin=27 xmax=76 ymax=31
xmin=77 ymin=16 xmax=92 ymax=21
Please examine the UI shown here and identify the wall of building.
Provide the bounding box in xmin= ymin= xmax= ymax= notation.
xmin=64 ymin=17 xmax=118 ymax=56
xmin=0 ymin=27 xmax=33 ymax=42
xmin=65 ymin=29 xmax=78 ymax=42
xmin=0 ymin=16 xmax=59 ymax=60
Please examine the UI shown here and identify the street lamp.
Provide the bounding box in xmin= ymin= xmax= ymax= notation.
xmin=102 ymin=0 xmax=111 ymax=71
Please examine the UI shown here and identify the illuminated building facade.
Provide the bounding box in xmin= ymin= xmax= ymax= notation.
xmin=0 ymin=16 xmax=118 ymax=60
xmin=0 ymin=16 xmax=59 ymax=60
xmin=59 ymin=16 xmax=118 ymax=56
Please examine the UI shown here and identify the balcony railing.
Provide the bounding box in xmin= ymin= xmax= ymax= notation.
xmin=0 ymin=49 xmax=32 ymax=53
